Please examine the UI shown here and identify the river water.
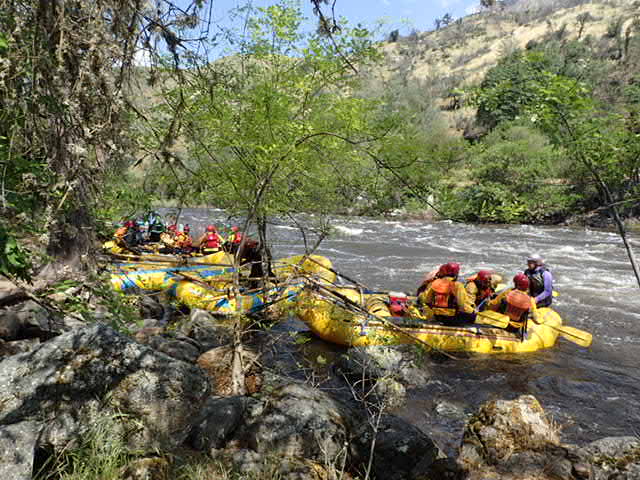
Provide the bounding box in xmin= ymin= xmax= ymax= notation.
xmin=172 ymin=209 xmax=640 ymax=455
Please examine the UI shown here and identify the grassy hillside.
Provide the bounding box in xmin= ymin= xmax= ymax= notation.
xmin=376 ymin=0 xmax=639 ymax=135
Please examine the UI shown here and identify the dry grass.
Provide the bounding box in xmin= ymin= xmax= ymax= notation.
xmin=378 ymin=0 xmax=636 ymax=133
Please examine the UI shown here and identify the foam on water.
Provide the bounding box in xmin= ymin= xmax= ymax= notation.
xmin=332 ymin=225 xmax=364 ymax=236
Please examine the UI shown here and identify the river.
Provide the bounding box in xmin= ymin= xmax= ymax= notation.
xmin=171 ymin=208 xmax=640 ymax=455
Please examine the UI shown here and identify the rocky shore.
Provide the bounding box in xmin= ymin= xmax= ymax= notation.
xmin=1 ymin=280 xmax=639 ymax=480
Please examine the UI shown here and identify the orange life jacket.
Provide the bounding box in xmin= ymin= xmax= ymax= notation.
xmin=114 ymin=226 xmax=127 ymax=237
xmin=431 ymin=278 xmax=456 ymax=316
xmin=503 ymin=290 xmax=531 ymax=327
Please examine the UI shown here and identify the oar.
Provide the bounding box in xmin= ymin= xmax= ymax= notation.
xmin=305 ymin=279 xmax=458 ymax=359
xmin=531 ymin=313 xmax=592 ymax=348
xmin=476 ymin=309 xmax=592 ymax=347
xmin=475 ymin=310 xmax=510 ymax=328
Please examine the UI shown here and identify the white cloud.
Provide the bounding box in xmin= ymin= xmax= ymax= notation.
xmin=465 ymin=2 xmax=481 ymax=14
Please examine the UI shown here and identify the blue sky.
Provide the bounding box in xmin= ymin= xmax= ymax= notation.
xmin=200 ymin=0 xmax=481 ymax=37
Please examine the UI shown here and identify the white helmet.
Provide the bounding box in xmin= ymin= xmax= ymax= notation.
xmin=527 ymin=254 xmax=544 ymax=265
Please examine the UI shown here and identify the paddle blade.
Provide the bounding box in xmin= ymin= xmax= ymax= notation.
xmin=475 ymin=310 xmax=510 ymax=328
xmin=556 ymin=325 xmax=592 ymax=347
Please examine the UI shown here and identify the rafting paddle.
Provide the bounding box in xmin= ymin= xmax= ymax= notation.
xmin=475 ymin=310 xmax=510 ymax=328
xmin=475 ymin=309 xmax=592 ymax=347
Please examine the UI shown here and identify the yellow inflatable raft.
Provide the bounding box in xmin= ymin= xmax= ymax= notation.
xmin=295 ymin=287 xmax=564 ymax=354
xmin=172 ymin=281 xmax=303 ymax=315
xmin=109 ymin=251 xmax=236 ymax=293
xmin=110 ymin=253 xmax=336 ymax=296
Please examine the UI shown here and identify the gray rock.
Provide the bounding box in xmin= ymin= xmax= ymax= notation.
xmin=349 ymin=414 xmax=441 ymax=480
xmin=0 ymin=338 xmax=40 ymax=358
xmin=374 ymin=377 xmax=406 ymax=410
xmin=178 ymin=309 xmax=234 ymax=350
xmin=0 ymin=420 xmax=41 ymax=480
xmin=13 ymin=300 xmax=55 ymax=332
xmin=235 ymin=382 xmax=355 ymax=463
xmin=0 ymin=311 xmax=21 ymax=340
xmin=146 ymin=336 xmax=201 ymax=363
xmin=0 ymin=323 xmax=210 ymax=454
xmin=140 ymin=296 xmax=164 ymax=320
xmin=338 ymin=345 xmax=430 ymax=388
xmin=460 ymin=395 xmax=560 ymax=467
xmin=190 ymin=396 xmax=258 ymax=451
xmin=578 ymin=437 xmax=640 ymax=480
xmin=0 ymin=280 xmax=26 ymax=306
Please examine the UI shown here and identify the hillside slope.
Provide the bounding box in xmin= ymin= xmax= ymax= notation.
xmin=376 ymin=0 xmax=639 ymax=133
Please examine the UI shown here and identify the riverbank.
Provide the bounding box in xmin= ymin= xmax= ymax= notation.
xmin=1 ymin=270 xmax=639 ymax=479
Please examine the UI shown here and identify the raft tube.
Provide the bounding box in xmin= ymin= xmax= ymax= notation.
xmin=295 ymin=287 xmax=563 ymax=354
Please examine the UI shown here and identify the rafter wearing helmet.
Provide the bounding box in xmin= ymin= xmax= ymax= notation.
xmin=418 ymin=262 xmax=474 ymax=325
xmin=487 ymin=272 xmax=541 ymax=338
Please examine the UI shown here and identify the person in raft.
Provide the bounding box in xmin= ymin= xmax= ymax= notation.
xmin=487 ymin=273 xmax=540 ymax=338
xmin=193 ymin=224 xmax=223 ymax=249
xmin=464 ymin=270 xmax=502 ymax=311
xmin=524 ymin=254 xmax=553 ymax=308
xmin=195 ymin=225 xmax=225 ymax=254
xmin=225 ymin=225 xmax=245 ymax=254
xmin=418 ymin=262 xmax=474 ymax=325
xmin=174 ymin=225 xmax=193 ymax=253
xmin=113 ymin=220 xmax=139 ymax=249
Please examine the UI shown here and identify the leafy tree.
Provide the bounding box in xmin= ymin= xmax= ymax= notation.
xmin=151 ymin=1 xmax=391 ymax=257
xmin=440 ymin=123 xmax=574 ymax=223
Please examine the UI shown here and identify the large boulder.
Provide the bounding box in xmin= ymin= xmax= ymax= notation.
xmin=349 ymin=414 xmax=442 ymax=480
xmin=0 ymin=323 xmax=210 ymax=456
xmin=0 ymin=420 xmax=41 ymax=480
xmin=338 ymin=345 xmax=431 ymax=388
xmin=189 ymin=396 xmax=259 ymax=451
xmin=460 ymin=395 xmax=560 ymax=467
xmin=459 ymin=395 xmax=572 ymax=480
xmin=577 ymin=436 xmax=640 ymax=480
xmin=232 ymin=382 xmax=355 ymax=463
xmin=178 ymin=309 xmax=234 ymax=350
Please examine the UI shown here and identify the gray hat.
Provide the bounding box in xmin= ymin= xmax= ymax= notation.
xmin=527 ymin=254 xmax=544 ymax=265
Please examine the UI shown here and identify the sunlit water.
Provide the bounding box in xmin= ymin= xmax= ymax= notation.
xmin=168 ymin=208 xmax=640 ymax=454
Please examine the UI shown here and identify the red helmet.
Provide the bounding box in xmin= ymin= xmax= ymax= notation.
xmin=231 ymin=226 xmax=239 ymax=232
xmin=168 ymin=224 xmax=177 ymax=232
xmin=206 ymin=224 xmax=216 ymax=232
xmin=477 ymin=270 xmax=492 ymax=284
xmin=513 ymin=273 xmax=529 ymax=290
xmin=124 ymin=220 xmax=135 ymax=228
xmin=446 ymin=262 xmax=460 ymax=277
xmin=183 ymin=225 xmax=190 ymax=233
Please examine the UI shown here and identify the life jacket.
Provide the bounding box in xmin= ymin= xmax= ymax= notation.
xmin=230 ymin=232 xmax=244 ymax=245
xmin=204 ymin=233 xmax=221 ymax=251
xmin=502 ymin=289 xmax=531 ymax=328
xmin=176 ymin=233 xmax=192 ymax=249
xmin=465 ymin=276 xmax=494 ymax=304
xmin=525 ymin=267 xmax=552 ymax=307
xmin=114 ymin=226 xmax=127 ymax=238
xmin=430 ymin=278 xmax=456 ymax=316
